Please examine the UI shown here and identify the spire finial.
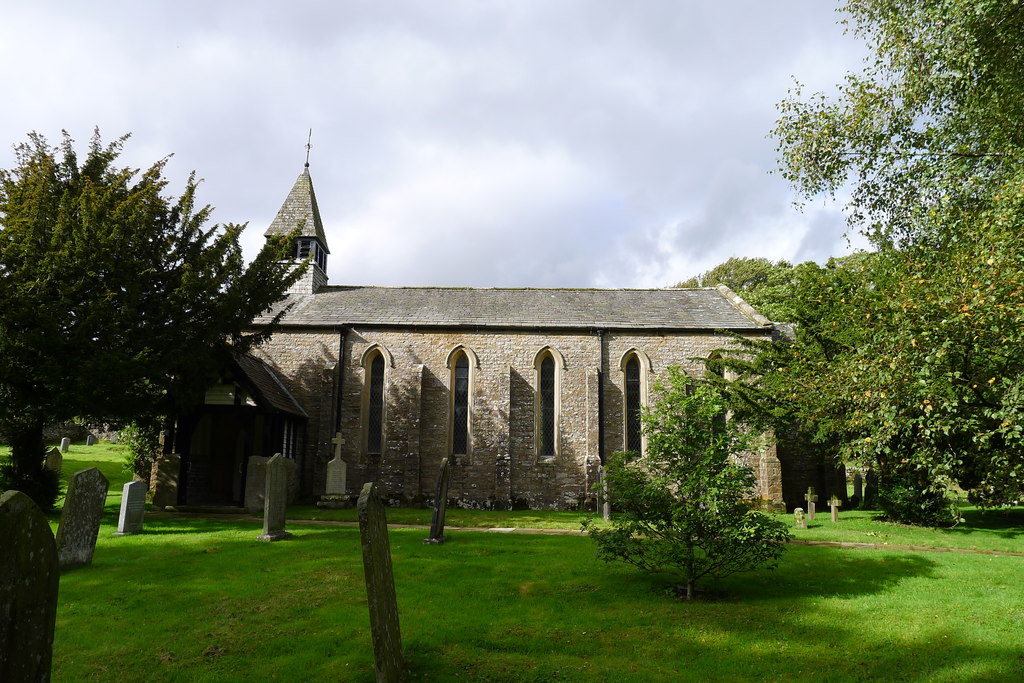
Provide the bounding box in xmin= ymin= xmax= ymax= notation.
xmin=304 ymin=128 xmax=312 ymax=168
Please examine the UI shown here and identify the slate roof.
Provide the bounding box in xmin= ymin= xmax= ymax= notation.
xmin=256 ymin=284 xmax=772 ymax=332
xmin=263 ymin=166 xmax=330 ymax=251
xmin=234 ymin=354 xmax=308 ymax=417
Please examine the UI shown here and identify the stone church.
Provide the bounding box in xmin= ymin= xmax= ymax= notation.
xmin=153 ymin=165 xmax=830 ymax=512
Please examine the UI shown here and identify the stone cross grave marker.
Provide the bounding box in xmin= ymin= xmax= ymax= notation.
xmin=56 ymin=467 xmax=109 ymax=570
xmin=60 ymin=437 xmax=70 ymax=453
xmin=358 ymin=482 xmax=404 ymax=682
xmin=853 ymin=473 xmax=863 ymax=504
xmin=325 ymin=432 xmax=348 ymax=496
xmin=424 ymin=457 xmax=451 ymax=544
xmin=1 ymin=490 xmax=60 ymax=683
xmin=44 ymin=446 xmax=62 ymax=475
xmin=115 ymin=480 xmax=147 ymax=535
xmin=829 ymin=495 xmax=842 ymax=523
xmin=794 ymin=507 xmax=807 ymax=529
xmin=86 ymin=434 xmax=95 ymax=446
xmin=257 ymin=454 xmax=292 ymax=541
xmin=805 ymin=487 xmax=818 ymax=521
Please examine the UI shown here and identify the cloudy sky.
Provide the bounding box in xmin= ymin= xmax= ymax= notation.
xmin=0 ymin=1 xmax=868 ymax=288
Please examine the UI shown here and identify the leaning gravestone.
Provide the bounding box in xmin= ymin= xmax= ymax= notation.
xmin=44 ymin=447 xmax=62 ymax=475
xmin=55 ymin=467 xmax=109 ymax=570
xmin=115 ymin=480 xmax=147 ymax=535
xmin=358 ymin=482 xmax=404 ymax=682
xmin=85 ymin=435 xmax=95 ymax=446
xmin=423 ymin=457 xmax=451 ymax=544
xmin=256 ymin=454 xmax=292 ymax=542
xmin=0 ymin=490 xmax=60 ymax=683
xmin=59 ymin=437 xmax=70 ymax=453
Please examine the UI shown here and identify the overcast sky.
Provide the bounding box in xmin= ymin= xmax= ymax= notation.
xmin=0 ymin=1 xmax=869 ymax=288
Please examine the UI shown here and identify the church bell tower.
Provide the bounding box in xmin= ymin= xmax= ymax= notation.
xmin=264 ymin=161 xmax=330 ymax=295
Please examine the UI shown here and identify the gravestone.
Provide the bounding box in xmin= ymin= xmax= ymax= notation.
xmin=864 ymin=469 xmax=879 ymax=508
xmin=59 ymin=437 xmax=70 ymax=453
xmin=794 ymin=507 xmax=807 ymax=529
xmin=318 ymin=432 xmax=351 ymax=509
xmin=852 ymin=473 xmax=863 ymax=506
xmin=56 ymin=467 xmax=109 ymax=570
xmin=358 ymin=482 xmax=404 ymax=682
xmin=115 ymin=480 xmax=147 ymax=535
xmin=256 ymin=454 xmax=292 ymax=541
xmin=0 ymin=490 xmax=60 ymax=683
xmin=829 ymin=495 xmax=842 ymax=523
xmin=85 ymin=435 xmax=95 ymax=446
xmin=423 ymin=457 xmax=451 ymax=544
xmin=44 ymin=446 xmax=62 ymax=475
xmin=805 ymin=487 xmax=818 ymax=521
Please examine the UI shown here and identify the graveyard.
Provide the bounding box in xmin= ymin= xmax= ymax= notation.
xmin=2 ymin=441 xmax=1023 ymax=681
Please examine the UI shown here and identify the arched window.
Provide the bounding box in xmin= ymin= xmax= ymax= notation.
xmin=619 ymin=349 xmax=651 ymax=456
xmin=366 ymin=352 xmax=385 ymax=455
xmin=452 ymin=352 xmax=470 ymax=456
xmin=539 ymin=355 xmax=556 ymax=457
xmin=533 ymin=347 xmax=564 ymax=461
xmin=624 ymin=355 xmax=643 ymax=453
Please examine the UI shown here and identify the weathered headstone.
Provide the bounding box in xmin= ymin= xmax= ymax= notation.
xmin=115 ymin=480 xmax=147 ymax=535
xmin=423 ymin=457 xmax=451 ymax=544
xmin=853 ymin=473 xmax=864 ymax=506
xmin=59 ymin=437 xmax=70 ymax=453
xmin=85 ymin=435 xmax=95 ymax=446
xmin=864 ymin=468 xmax=879 ymax=508
xmin=829 ymin=495 xmax=842 ymax=523
xmin=55 ymin=467 xmax=109 ymax=570
xmin=0 ymin=490 xmax=60 ymax=683
xmin=794 ymin=507 xmax=807 ymax=529
xmin=256 ymin=454 xmax=292 ymax=541
xmin=318 ymin=432 xmax=351 ymax=509
xmin=805 ymin=487 xmax=818 ymax=521
xmin=358 ymin=482 xmax=404 ymax=682
xmin=44 ymin=446 xmax=62 ymax=475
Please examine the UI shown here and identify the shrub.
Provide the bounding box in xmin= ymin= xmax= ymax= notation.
xmin=0 ymin=460 xmax=62 ymax=512
xmin=584 ymin=369 xmax=790 ymax=600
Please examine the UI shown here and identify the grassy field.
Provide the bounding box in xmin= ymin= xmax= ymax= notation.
xmin=4 ymin=442 xmax=1024 ymax=681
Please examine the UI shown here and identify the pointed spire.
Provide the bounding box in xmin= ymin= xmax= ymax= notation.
xmin=264 ymin=166 xmax=330 ymax=254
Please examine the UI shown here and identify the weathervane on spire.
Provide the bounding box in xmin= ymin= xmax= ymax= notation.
xmin=304 ymin=128 xmax=312 ymax=168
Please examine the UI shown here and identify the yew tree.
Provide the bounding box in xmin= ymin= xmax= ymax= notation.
xmin=0 ymin=131 xmax=301 ymax=508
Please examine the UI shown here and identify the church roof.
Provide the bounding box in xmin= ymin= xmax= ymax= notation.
xmin=234 ymin=354 xmax=308 ymax=418
xmin=256 ymin=284 xmax=772 ymax=332
xmin=263 ymin=166 xmax=330 ymax=252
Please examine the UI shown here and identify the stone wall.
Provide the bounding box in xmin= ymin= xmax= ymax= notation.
xmin=254 ymin=325 xmax=783 ymax=510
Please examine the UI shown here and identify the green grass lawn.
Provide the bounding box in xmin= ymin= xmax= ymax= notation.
xmin=53 ymin=515 xmax=1024 ymax=682
xmin=4 ymin=443 xmax=1024 ymax=680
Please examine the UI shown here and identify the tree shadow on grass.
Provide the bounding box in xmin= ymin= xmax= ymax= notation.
xmin=947 ymin=507 xmax=1024 ymax=540
xmin=127 ymin=516 xmax=261 ymax=536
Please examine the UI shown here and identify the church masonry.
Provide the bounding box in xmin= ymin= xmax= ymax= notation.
xmin=155 ymin=164 xmax=825 ymax=512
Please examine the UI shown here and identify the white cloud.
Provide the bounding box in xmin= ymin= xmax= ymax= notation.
xmin=0 ymin=1 xmax=869 ymax=289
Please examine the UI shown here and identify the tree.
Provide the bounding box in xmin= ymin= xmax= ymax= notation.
xmin=674 ymin=256 xmax=835 ymax=323
xmin=0 ymin=131 xmax=302 ymax=509
xmin=756 ymin=1 xmax=1024 ymax=519
xmin=583 ymin=369 xmax=790 ymax=600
